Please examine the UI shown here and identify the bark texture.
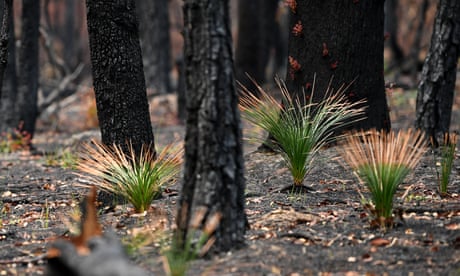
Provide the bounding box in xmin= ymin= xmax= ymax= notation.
xmin=286 ymin=1 xmax=391 ymax=131
xmin=0 ymin=1 xmax=17 ymax=133
xmin=0 ymin=0 xmax=12 ymax=102
xmin=136 ymin=0 xmax=172 ymax=94
xmin=86 ymin=0 xmax=155 ymax=155
xmin=415 ymin=0 xmax=460 ymax=145
xmin=178 ymin=0 xmax=246 ymax=252
xmin=16 ymin=0 xmax=40 ymax=137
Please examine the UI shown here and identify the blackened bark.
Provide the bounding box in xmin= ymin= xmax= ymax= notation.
xmin=178 ymin=0 xmax=246 ymax=252
xmin=235 ymin=0 xmax=264 ymax=92
xmin=235 ymin=0 xmax=279 ymax=95
xmin=85 ymin=0 xmax=155 ymax=155
xmin=286 ymin=1 xmax=391 ymax=131
xmin=0 ymin=0 xmax=13 ymax=105
xmin=0 ymin=0 xmax=12 ymax=102
xmin=0 ymin=2 xmax=17 ymax=133
xmin=16 ymin=0 xmax=40 ymax=137
xmin=415 ymin=0 xmax=460 ymax=145
xmin=136 ymin=0 xmax=172 ymax=94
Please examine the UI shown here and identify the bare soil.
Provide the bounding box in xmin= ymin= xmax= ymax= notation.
xmin=1 ymin=83 xmax=460 ymax=276
xmin=0 ymin=122 xmax=459 ymax=276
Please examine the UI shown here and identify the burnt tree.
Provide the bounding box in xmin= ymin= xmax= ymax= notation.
xmin=16 ymin=0 xmax=40 ymax=138
xmin=136 ymin=0 xmax=172 ymax=94
xmin=235 ymin=0 xmax=282 ymax=95
xmin=415 ymin=0 xmax=460 ymax=145
xmin=63 ymin=0 xmax=77 ymax=68
xmin=286 ymin=1 xmax=391 ymax=131
xmin=0 ymin=0 xmax=17 ymax=133
xmin=177 ymin=0 xmax=246 ymax=252
xmin=86 ymin=0 xmax=155 ymax=155
xmin=0 ymin=0 xmax=12 ymax=102
xmin=384 ymin=0 xmax=404 ymax=67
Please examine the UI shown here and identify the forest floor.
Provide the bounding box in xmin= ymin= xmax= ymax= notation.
xmin=0 ymin=88 xmax=460 ymax=275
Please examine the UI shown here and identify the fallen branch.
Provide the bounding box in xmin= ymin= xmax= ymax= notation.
xmin=39 ymin=25 xmax=69 ymax=77
xmin=38 ymin=63 xmax=84 ymax=114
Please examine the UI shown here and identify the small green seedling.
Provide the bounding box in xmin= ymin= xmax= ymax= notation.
xmin=437 ymin=133 xmax=457 ymax=196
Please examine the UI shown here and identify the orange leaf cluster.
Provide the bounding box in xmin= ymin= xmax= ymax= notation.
xmin=292 ymin=21 xmax=303 ymax=36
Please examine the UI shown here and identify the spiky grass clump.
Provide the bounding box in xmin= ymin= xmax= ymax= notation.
xmin=438 ymin=133 xmax=457 ymax=196
xmin=338 ymin=129 xmax=428 ymax=229
xmin=240 ymin=78 xmax=366 ymax=187
xmin=78 ymin=140 xmax=183 ymax=213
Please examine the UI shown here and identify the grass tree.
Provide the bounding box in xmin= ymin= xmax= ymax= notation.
xmin=338 ymin=129 xmax=428 ymax=230
xmin=240 ymin=78 xmax=365 ymax=191
xmin=78 ymin=140 xmax=183 ymax=213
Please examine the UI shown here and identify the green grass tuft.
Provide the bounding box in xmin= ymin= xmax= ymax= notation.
xmin=338 ymin=129 xmax=428 ymax=230
xmin=240 ymin=77 xmax=366 ymax=186
xmin=77 ymin=140 xmax=183 ymax=213
xmin=438 ymin=133 xmax=457 ymax=196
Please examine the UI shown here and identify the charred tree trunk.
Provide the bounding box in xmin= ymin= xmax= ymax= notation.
xmin=136 ymin=0 xmax=172 ymax=94
xmin=0 ymin=0 xmax=13 ymax=101
xmin=0 ymin=0 xmax=12 ymax=102
xmin=286 ymin=1 xmax=391 ymax=131
xmin=385 ymin=0 xmax=404 ymax=66
xmin=16 ymin=0 xmax=40 ymax=138
xmin=415 ymin=0 xmax=460 ymax=145
xmin=408 ymin=0 xmax=429 ymax=79
xmin=235 ymin=0 xmax=279 ymax=95
xmin=63 ymin=0 xmax=76 ymax=69
xmin=0 ymin=0 xmax=17 ymax=133
xmin=85 ymin=0 xmax=155 ymax=155
xmin=177 ymin=0 xmax=246 ymax=253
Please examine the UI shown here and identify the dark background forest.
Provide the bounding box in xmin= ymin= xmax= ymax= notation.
xmin=1 ymin=0 xmax=457 ymax=137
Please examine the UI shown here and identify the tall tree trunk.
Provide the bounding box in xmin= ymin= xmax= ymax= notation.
xmin=85 ymin=0 xmax=155 ymax=155
xmin=408 ymin=0 xmax=429 ymax=79
xmin=136 ymin=0 xmax=172 ymax=94
xmin=63 ymin=0 xmax=76 ymax=69
xmin=0 ymin=0 xmax=17 ymax=133
xmin=415 ymin=0 xmax=460 ymax=145
xmin=0 ymin=0 xmax=12 ymax=103
xmin=176 ymin=57 xmax=186 ymax=122
xmin=235 ymin=0 xmax=279 ymax=95
xmin=286 ymin=1 xmax=391 ymax=131
xmin=16 ymin=0 xmax=40 ymax=138
xmin=177 ymin=0 xmax=246 ymax=253
xmin=385 ymin=0 xmax=404 ymax=66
